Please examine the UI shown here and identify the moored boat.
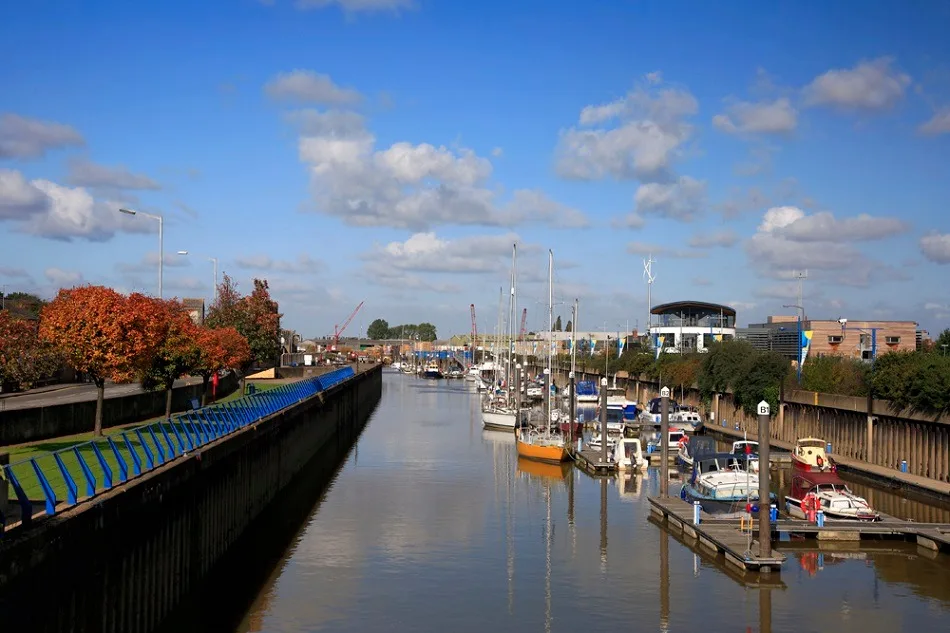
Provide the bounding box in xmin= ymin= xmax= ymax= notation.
xmin=516 ymin=428 xmax=569 ymax=464
xmin=731 ymin=440 xmax=762 ymax=473
xmin=677 ymin=435 xmax=717 ymax=468
xmin=422 ymin=362 xmax=443 ymax=379
xmin=680 ymin=453 xmax=776 ymax=517
xmin=576 ymin=380 xmax=599 ymax=403
xmin=792 ymin=437 xmax=833 ymax=472
xmin=785 ymin=471 xmax=881 ymax=521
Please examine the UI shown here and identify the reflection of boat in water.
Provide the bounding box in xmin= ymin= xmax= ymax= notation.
xmin=517 ymin=456 xmax=570 ymax=480
xmin=482 ymin=428 xmax=516 ymax=445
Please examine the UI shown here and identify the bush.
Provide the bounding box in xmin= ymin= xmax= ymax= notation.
xmin=800 ymin=355 xmax=869 ymax=397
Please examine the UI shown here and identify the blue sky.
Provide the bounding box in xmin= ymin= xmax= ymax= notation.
xmin=2 ymin=0 xmax=950 ymax=339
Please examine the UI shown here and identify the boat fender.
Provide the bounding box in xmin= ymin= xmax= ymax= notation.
xmin=680 ymin=487 xmax=687 ymax=501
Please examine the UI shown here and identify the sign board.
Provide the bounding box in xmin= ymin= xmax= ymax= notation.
xmin=660 ymin=386 xmax=670 ymax=398
xmin=757 ymin=400 xmax=770 ymax=416
xmin=304 ymin=354 xmax=313 ymax=366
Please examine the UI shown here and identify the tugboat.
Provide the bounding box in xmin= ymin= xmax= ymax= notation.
xmin=792 ymin=437 xmax=834 ymax=472
xmin=422 ymin=361 xmax=444 ymax=379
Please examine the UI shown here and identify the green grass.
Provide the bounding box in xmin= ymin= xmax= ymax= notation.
xmin=2 ymin=379 xmax=298 ymax=508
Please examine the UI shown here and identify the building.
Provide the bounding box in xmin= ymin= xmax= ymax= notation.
xmin=649 ymin=301 xmax=736 ymax=353
xmin=917 ymin=329 xmax=931 ymax=351
xmin=738 ymin=315 xmax=917 ymax=361
xmin=182 ymin=298 xmax=205 ymax=325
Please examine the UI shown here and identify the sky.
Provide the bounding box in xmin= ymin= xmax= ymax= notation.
xmin=2 ymin=0 xmax=950 ymax=340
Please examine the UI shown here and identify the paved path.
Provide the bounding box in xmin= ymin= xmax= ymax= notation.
xmin=0 ymin=377 xmax=205 ymax=411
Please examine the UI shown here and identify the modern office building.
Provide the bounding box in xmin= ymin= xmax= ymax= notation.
xmin=738 ymin=315 xmax=917 ymax=361
xmin=649 ymin=301 xmax=736 ymax=353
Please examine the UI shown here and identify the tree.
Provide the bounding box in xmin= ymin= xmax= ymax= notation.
xmin=242 ymin=279 xmax=281 ymax=366
xmin=2 ymin=291 xmax=46 ymax=320
xmin=40 ymin=286 xmax=163 ymax=436
xmin=0 ymin=311 xmax=61 ymax=391
xmin=416 ymin=322 xmax=437 ymax=342
xmin=800 ymin=355 xmax=869 ymax=397
xmin=731 ymin=350 xmax=789 ymax=417
xmin=205 ymin=273 xmax=246 ymax=332
xmin=565 ymin=320 xmax=572 ymax=332
xmin=194 ymin=327 xmax=252 ymax=404
xmin=140 ymin=300 xmax=202 ymax=418
xmin=936 ymin=328 xmax=950 ymax=354
xmin=554 ymin=315 xmax=562 ymax=331
xmin=698 ymin=341 xmax=756 ymax=400
xmin=367 ymin=318 xmax=390 ymax=340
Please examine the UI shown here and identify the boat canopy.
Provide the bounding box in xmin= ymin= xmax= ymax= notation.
xmin=689 ymin=436 xmax=717 ymax=458
xmin=576 ymin=381 xmax=598 ymax=396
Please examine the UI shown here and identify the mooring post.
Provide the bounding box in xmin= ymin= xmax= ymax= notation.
xmin=660 ymin=386 xmax=670 ymax=497
xmin=600 ymin=377 xmax=608 ymax=464
xmin=568 ymin=371 xmax=576 ymax=448
xmin=757 ymin=399 xmax=772 ymax=558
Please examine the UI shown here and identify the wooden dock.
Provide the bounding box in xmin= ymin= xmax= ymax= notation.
xmin=649 ymin=496 xmax=787 ymax=573
xmin=773 ymin=518 xmax=950 ymax=550
xmin=572 ymin=448 xmax=617 ymax=475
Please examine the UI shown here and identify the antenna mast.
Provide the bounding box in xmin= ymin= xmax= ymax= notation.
xmin=795 ymin=270 xmax=808 ymax=320
xmin=643 ymin=255 xmax=656 ymax=343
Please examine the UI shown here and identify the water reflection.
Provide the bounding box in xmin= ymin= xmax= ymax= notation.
xmin=234 ymin=373 xmax=950 ymax=633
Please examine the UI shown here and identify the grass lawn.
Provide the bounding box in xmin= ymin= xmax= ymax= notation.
xmin=2 ymin=379 xmax=291 ymax=506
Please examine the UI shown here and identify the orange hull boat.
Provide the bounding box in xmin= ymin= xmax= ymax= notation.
xmin=516 ymin=437 xmax=570 ymax=464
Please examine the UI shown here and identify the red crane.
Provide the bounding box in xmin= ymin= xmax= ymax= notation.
xmin=334 ymin=301 xmax=364 ymax=345
xmin=519 ymin=308 xmax=527 ymax=341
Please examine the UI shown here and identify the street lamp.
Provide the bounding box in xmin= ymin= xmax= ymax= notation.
xmin=119 ymin=208 xmax=164 ymax=298
xmin=783 ymin=303 xmax=805 ymax=383
xmin=176 ymin=250 xmax=218 ymax=304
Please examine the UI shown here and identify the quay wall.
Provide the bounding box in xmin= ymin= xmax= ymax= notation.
xmin=0 ymin=364 xmax=382 ymax=633
xmin=0 ymin=373 xmax=239 ymax=447
xmin=537 ymin=364 xmax=950 ymax=487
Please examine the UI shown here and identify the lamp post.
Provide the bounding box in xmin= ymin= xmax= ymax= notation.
xmin=783 ymin=303 xmax=804 ymax=384
xmin=119 ymin=208 xmax=163 ymax=298
xmin=177 ymin=250 xmax=218 ymax=304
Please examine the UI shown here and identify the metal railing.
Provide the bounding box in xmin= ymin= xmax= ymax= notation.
xmin=0 ymin=366 xmax=355 ymax=535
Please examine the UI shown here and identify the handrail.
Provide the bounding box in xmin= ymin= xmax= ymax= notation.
xmin=0 ymin=366 xmax=356 ymax=535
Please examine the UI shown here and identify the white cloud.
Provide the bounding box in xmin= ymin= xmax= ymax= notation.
xmin=556 ymin=77 xmax=698 ymax=181
xmin=767 ymin=209 xmax=907 ymax=242
xmin=745 ymin=206 xmax=908 ymax=286
xmin=284 ymin=109 xmax=367 ymax=137
xmin=265 ymin=70 xmax=362 ymax=105
xmin=688 ymin=230 xmax=738 ymax=248
xmin=918 ymin=108 xmax=950 ymax=136
xmin=0 ymin=113 xmax=84 ymax=159
xmin=626 ymin=241 xmax=707 ymax=259
xmin=294 ymin=0 xmax=415 ymax=13
xmin=718 ymin=186 xmax=770 ymax=218
xmin=44 ymin=267 xmax=83 ymax=286
xmin=295 ymin=109 xmax=586 ymax=230
xmin=712 ymin=98 xmax=797 ymax=135
xmin=116 ymin=252 xmax=191 ymax=274
xmin=66 ymin=158 xmax=161 ymax=190
xmin=920 ymin=233 xmax=950 ymax=264
xmin=234 ymin=253 xmax=323 ymax=273
xmin=0 ymin=168 xmax=50 ymax=219
xmin=491 ymin=147 xmax=504 ymax=157
xmin=364 ymin=232 xmax=521 ymax=274
xmin=803 ymin=57 xmax=910 ymax=111
xmin=623 ymin=212 xmax=646 ymax=229
xmin=14 ymin=179 xmax=152 ymax=242
xmin=633 ymin=175 xmax=706 ymax=221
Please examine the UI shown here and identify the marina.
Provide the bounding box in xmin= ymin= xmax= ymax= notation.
xmin=222 ymin=370 xmax=950 ymax=632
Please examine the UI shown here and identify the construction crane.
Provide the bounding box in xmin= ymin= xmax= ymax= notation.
xmin=334 ymin=301 xmax=364 ymax=345
xmin=519 ymin=307 xmax=527 ymax=341
xmin=470 ymin=303 xmax=478 ymax=349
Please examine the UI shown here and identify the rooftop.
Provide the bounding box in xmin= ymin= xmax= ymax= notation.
xmin=651 ymin=301 xmax=736 ymax=317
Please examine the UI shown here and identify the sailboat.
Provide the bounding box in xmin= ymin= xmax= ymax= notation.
xmin=482 ymin=249 xmax=517 ymax=431
xmin=516 ymin=249 xmax=569 ymax=463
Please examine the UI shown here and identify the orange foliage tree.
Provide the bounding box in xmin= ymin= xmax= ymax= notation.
xmin=0 ymin=311 xmax=61 ymax=391
xmin=194 ymin=326 xmax=252 ymax=405
xmin=40 ymin=286 xmax=164 ymax=436
xmin=139 ymin=299 xmax=202 ymax=418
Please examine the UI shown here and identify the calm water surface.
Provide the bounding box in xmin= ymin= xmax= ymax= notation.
xmin=235 ymin=371 xmax=950 ymax=632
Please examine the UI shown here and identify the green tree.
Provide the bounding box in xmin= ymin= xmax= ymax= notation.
xmin=935 ymin=328 xmax=950 ymax=354
xmin=698 ymin=340 xmax=756 ymax=399
xmin=800 ymin=355 xmax=869 ymax=397
xmin=554 ymin=315 xmax=562 ymax=331
xmin=206 ymin=274 xmax=281 ymax=368
xmin=565 ymin=320 xmax=572 ymax=332
xmin=367 ymin=318 xmax=390 ymax=340
xmin=417 ymin=322 xmax=437 ymax=342
xmin=732 ymin=350 xmax=789 ymax=417
xmin=2 ymin=291 xmax=46 ymax=320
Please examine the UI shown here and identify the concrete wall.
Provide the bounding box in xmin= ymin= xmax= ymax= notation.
xmin=0 ymin=365 xmax=382 ymax=633
xmin=0 ymin=374 xmax=238 ymax=446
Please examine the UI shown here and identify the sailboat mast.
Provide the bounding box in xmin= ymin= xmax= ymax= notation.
xmin=507 ymin=244 xmax=517 ymax=398
xmin=546 ymin=250 xmax=554 ymax=427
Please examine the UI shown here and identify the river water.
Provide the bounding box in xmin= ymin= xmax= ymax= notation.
xmin=233 ymin=370 xmax=950 ymax=633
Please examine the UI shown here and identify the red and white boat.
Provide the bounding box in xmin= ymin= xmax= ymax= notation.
xmin=792 ymin=437 xmax=834 ymax=473
xmin=786 ymin=471 xmax=881 ymax=522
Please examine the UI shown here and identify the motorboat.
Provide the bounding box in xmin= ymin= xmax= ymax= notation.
xmin=445 ymin=368 xmax=464 ymax=379
xmin=576 ymin=380 xmax=599 ymax=403
xmin=613 ymin=436 xmax=648 ymax=471
xmin=647 ymin=427 xmax=688 ymax=454
xmin=731 ymin=440 xmax=761 ymax=473
xmin=785 ymin=471 xmax=881 ymax=522
xmin=680 ymin=453 xmax=776 ymax=517
xmin=792 ymin=437 xmax=834 ymax=472
xmin=465 ymin=365 xmax=480 ymax=381
xmin=605 ymin=386 xmax=639 ymax=421
xmin=671 ymin=409 xmax=703 ymax=433
xmin=587 ymin=432 xmax=617 ymax=452
xmin=677 ymin=435 xmax=717 ymax=468
xmin=422 ymin=362 xmax=443 ymax=379
xmin=516 ymin=427 xmax=569 ymax=464
xmin=525 ymin=382 xmax=544 ymax=399
xmin=642 ymin=396 xmax=680 ymax=424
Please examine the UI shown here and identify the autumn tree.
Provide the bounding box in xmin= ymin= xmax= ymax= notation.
xmin=0 ymin=311 xmax=61 ymax=391
xmin=206 ymin=274 xmax=281 ymax=369
xmin=40 ymin=286 xmax=164 ymax=436
xmin=139 ymin=300 xmax=202 ymax=418
xmin=194 ymin=327 xmax=252 ymax=404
